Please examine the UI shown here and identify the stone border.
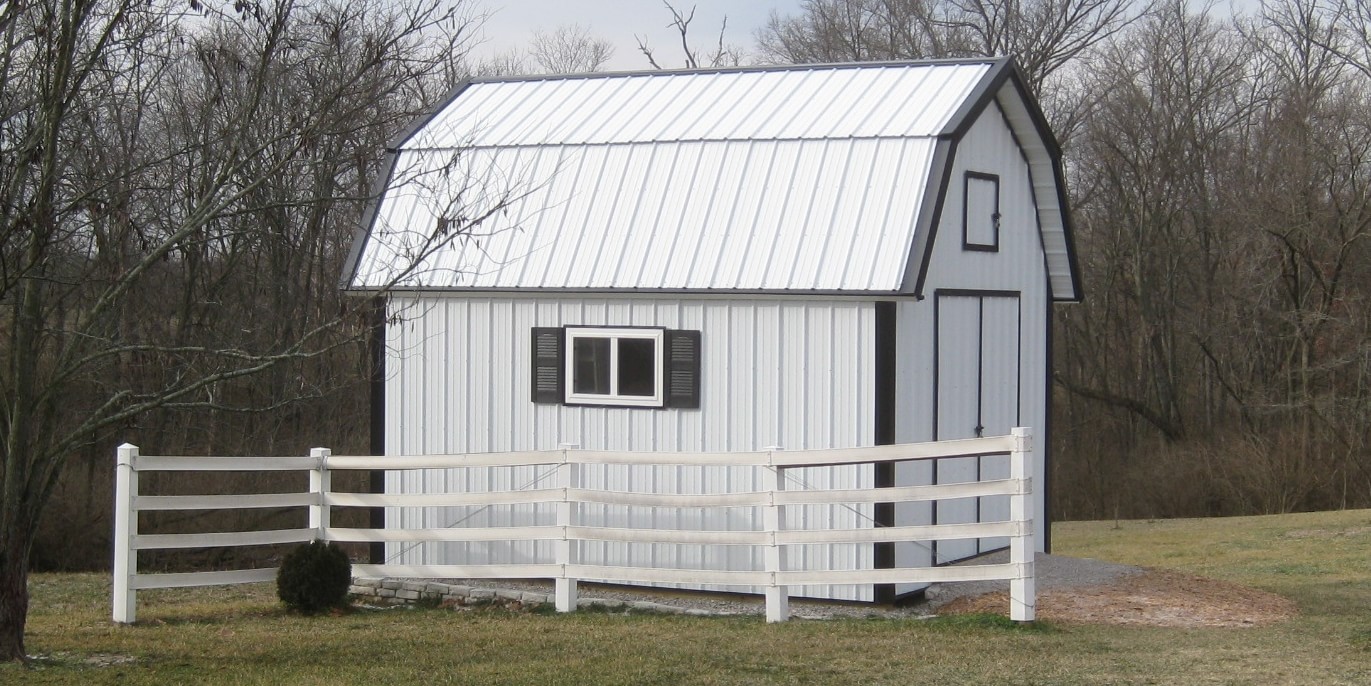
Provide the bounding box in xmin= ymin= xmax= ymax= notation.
xmin=348 ymin=578 xmax=721 ymax=616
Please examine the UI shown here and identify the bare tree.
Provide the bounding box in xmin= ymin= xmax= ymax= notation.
xmin=757 ymin=0 xmax=965 ymax=64
xmin=756 ymin=0 xmax=1143 ymax=90
xmin=473 ymin=48 xmax=529 ymax=77
xmin=0 ymin=0 xmax=498 ymax=661
xmin=1052 ymin=0 xmax=1371 ymax=519
xmin=529 ymin=24 xmax=615 ymax=74
xmin=637 ymin=1 xmax=744 ymax=69
xmin=944 ymin=0 xmax=1142 ymax=90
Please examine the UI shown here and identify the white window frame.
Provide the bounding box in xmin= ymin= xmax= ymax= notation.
xmin=564 ymin=327 xmax=665 ymax=407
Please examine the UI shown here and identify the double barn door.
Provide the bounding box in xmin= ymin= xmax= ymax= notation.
xmin=933 ymin=291 xmax=1021 ymax=562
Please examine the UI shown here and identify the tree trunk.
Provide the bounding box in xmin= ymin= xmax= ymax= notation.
xmin=0 ymin=527 xmax=32 ymax=662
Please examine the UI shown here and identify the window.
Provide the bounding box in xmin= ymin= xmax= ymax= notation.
xmin=531 ymin=327 xmax=700 ymax=409
xmin=567 ymin=327 xmax=663 ymax=406
xmin=963 ymin=171 xmax=1001 ymax=251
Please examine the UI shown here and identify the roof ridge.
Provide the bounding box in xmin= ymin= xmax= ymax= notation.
xmin=465 ymin=57 xmax=1008 ymax=85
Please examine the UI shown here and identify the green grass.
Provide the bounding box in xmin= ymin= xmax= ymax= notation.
xmin=5 ymin=510 xmax=1371 ymax=684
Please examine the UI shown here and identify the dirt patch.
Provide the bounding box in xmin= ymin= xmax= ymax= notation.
xmin=937 ymin=568 xmax=1297 ymax=628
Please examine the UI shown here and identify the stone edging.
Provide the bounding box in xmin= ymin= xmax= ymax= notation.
xmin=348 ymin=578 xmax=721 ymax=616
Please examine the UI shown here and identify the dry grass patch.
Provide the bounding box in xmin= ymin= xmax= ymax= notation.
xmin=940 ymin=568 xmax=1297 ymax=627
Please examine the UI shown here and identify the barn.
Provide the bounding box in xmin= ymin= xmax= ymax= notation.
xmin=342 ymin=57 xmax=1080 ymax=602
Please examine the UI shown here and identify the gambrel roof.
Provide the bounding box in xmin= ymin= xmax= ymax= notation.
xmin=344 ymin=58 xmax=1080 ymax=300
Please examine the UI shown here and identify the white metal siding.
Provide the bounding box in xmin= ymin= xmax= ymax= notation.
xmin=385 ymin=294 xmax=878 ymax=600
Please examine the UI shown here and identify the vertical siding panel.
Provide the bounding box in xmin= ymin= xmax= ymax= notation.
xmin=728 ymin=306 xmax=756 ymax=452
xmin=490 ymin=299 xmax=515 ymax=452
xmin=754 ymin=303 xmax=781 ymax=449
xmin=510 ymin=300 xmax=535 ymax=451
xmin=779 ymin=302 xmax=806 ymax=449
xmin=702 ymin=303 xmax=732 ymax=574
xmin=444 ymin=299 xmax=465 ymax=565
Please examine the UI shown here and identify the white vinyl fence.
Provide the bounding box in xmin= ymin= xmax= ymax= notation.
xmin=113 ymin=428 xmax=1035 ymax=624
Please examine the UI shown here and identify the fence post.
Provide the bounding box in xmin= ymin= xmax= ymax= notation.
xmin=113 ymin=443 xmax=139 ymax=624
xmin=1009 ymin=427 xmax=1036 ymax=622
xmin=762 ymin=449 xmax=789 ymax=623
xmin=555 ymin=448 xmax=578 ymax=613
xmin=310 ymin=448 xmax=331 ymax=541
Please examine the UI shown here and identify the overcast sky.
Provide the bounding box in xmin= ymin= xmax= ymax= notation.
xmin=474 ymin=1 xmax=805 ymax=71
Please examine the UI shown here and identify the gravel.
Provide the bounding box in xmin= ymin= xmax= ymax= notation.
xmin=920 ymin=551 xmax=1144 ymax=610
xmin=416 ymin=553 xmax=1144 ymax=620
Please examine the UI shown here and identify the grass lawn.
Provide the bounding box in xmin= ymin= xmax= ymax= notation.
xmin=5 ymin=510 xmax=1371 ymax=684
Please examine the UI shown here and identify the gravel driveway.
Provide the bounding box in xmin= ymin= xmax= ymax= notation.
xmin=417 ymin=552 xmax=1144 ymax=620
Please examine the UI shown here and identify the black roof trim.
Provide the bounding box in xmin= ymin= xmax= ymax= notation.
xmin=904 ymin=138 xmax=956 ymax=298
xmin=461 ymin=57 xmax=1004 ymax=85
xmin=385 ymin=80 xmax=479 ymax=151
xmin=341 ymin=286 xmax=923 ymax=298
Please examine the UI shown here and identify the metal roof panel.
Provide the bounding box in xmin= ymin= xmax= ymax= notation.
xmin=354 ymin=139 xmax=937 ymax=291
xmin=403 ymin=61 xmax=995 ymax=149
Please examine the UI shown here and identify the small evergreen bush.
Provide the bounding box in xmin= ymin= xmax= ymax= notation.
xmin=276 ymin=540 xmax=352 ymax=614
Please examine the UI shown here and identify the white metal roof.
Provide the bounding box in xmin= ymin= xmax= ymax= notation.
xmin=346 ymin=59 xmax=1079 ymax=298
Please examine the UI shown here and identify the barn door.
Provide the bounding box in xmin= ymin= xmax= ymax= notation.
xmin=934 ymin=292 xmax=1020 ymax=563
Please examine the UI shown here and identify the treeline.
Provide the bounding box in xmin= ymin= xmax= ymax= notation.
xmin=17 ymin=0 xmax=1371 ymax=576
xmin=4 ymin=0 xmax=478 ymax=576
xmin=1050 ymin=1 xmax=1371 ymax=519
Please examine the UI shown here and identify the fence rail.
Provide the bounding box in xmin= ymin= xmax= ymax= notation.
xmin=112 ymin=429 xmax=1035 ymax=624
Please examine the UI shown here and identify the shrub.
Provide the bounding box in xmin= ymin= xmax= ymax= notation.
xmin=276 ymin=540 xmax=352 ymax=614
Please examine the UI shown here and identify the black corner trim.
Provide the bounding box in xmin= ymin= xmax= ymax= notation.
xmin=874 ymin=302 xmax=897 ymax=603
xmin=340 ymin=151 xmax=402 ymax=291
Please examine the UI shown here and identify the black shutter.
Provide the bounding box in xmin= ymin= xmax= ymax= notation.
xmin=531 ymin=327 xmax=564 ymax=404
xmin=664 ymin=329 xmax=701 ymax=409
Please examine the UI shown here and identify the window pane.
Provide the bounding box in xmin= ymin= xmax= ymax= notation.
xmin=572 ymin=337 xmax=611 ymax=394
xmin=617 ymin=338 xmax=656 ymax=397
